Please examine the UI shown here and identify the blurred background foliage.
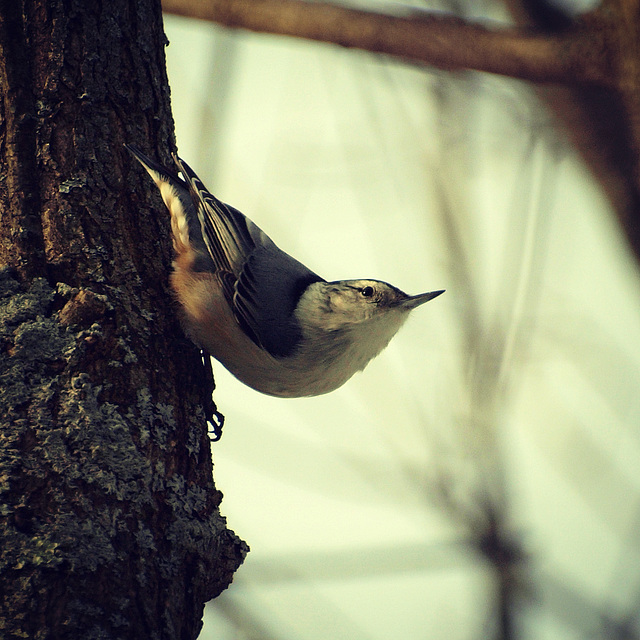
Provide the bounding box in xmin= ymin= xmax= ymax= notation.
xmin=162 ymin=1 xmax=640 ymax=637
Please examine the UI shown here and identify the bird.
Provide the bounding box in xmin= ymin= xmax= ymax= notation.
xmin=125 ymin=144 xmax=444 ymax=397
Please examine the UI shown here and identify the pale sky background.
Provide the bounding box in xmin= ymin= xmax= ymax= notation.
xmin=163 ymin=3 xmax=640 ymax=638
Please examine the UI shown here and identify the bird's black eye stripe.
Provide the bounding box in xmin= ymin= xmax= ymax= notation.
xmin=360 ymin=286 xmax=374 ymax=297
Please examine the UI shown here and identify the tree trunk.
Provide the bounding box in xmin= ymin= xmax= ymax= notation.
xmin=0 ymin=1 xmax=247 ymax=638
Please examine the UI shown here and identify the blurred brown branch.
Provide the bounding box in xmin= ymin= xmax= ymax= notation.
xmin=162 ymin=0 xmax=640 ymax=266
xmin=162 ymin=0 xmax=611 ymax=86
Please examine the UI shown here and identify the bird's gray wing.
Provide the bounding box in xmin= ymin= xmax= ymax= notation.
xmin=233 ymin=245 xmax=324 ymax=358
xmin=172 ymin=154 xmax=257 ymax=277
xmin=173 ymin=154 xmax=324 ymax=357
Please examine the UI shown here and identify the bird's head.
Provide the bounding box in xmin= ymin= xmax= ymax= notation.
xmin=297 ymin=279 xmax=444 ymax=331
xmin=328 ymin=279 xmax=443 ymax=320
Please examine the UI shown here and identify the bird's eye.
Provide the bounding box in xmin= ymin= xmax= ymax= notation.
xmin=360 ymin=286 xmax=374 ymax=298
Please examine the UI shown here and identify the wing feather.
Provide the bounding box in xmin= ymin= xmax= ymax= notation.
xmin=173 ymin=153 xmax=324 ymax=358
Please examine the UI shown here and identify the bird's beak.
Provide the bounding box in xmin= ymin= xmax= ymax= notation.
xmin=399 ymin=289 xmax=445 ymax=310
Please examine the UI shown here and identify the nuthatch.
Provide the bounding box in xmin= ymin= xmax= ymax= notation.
xmin=126 ymin=144 xmax=444 ymax=397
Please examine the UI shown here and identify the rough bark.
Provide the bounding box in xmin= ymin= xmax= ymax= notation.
xmin=0 ymin=1 xmax=247 ymax=639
